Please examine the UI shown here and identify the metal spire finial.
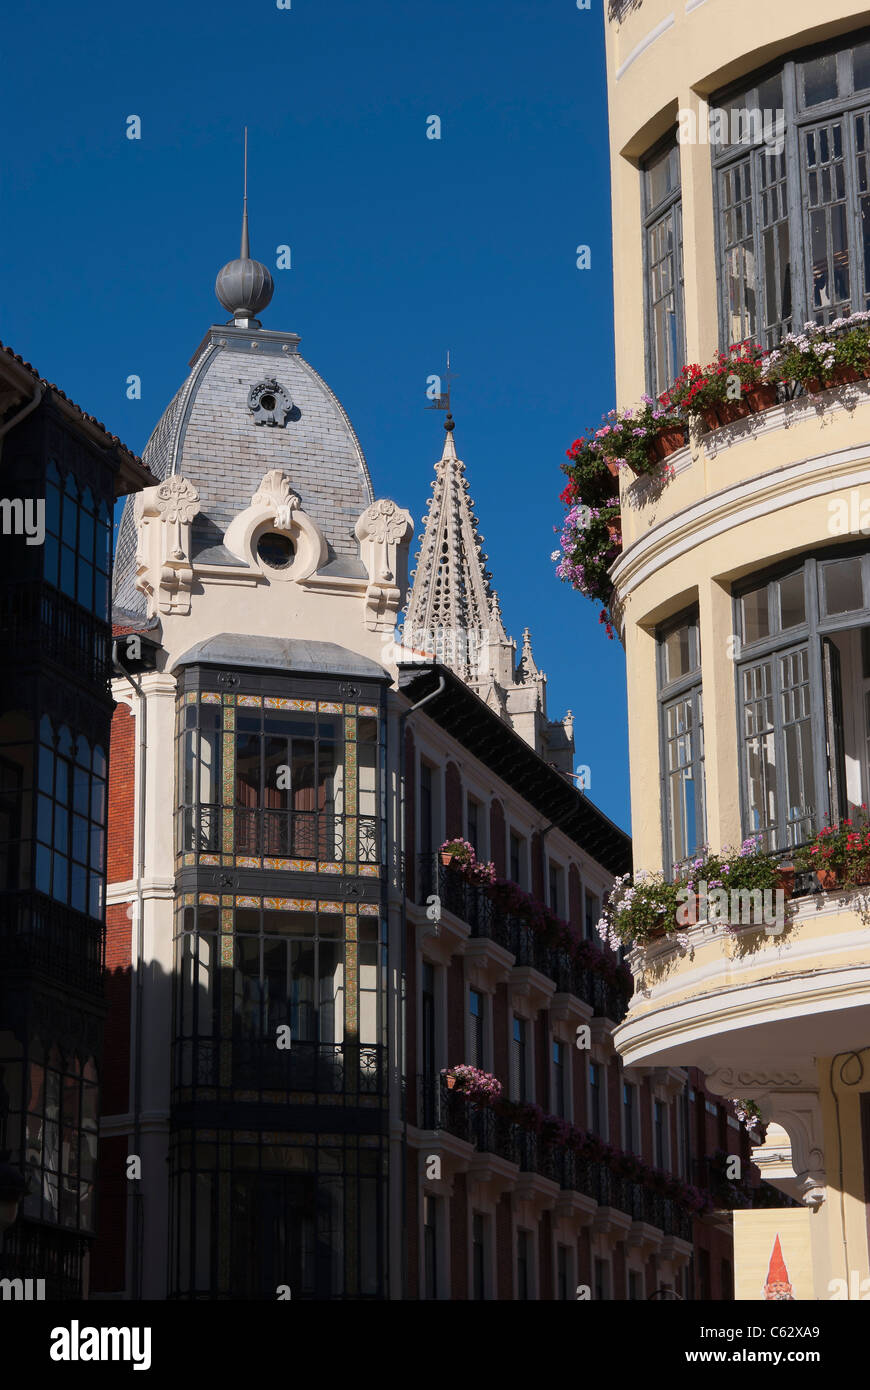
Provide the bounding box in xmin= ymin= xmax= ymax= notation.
xmin=241 ymin=127 xmax=250 ymax=260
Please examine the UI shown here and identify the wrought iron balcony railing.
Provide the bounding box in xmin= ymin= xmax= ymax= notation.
xmin=415 ymin=855 xmax=630 ymax=1021
xmin=174 ymin=1039 xmax=386 ymax=1100
xmin=0 ymin=891 xmax=104 ymax=994
xmin=416 ymin=1075 xmax=693 ymax=1241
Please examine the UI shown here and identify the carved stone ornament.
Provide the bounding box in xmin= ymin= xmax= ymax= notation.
xmin=251 ymin=469 xmax=301 ymax=531
xmin=134 ymin=475 xmax=201 ymax=617
xmin=247 ymin=377 xmax=292 ymax=427
xmin=354 ymin=497 xmax=414 ymax=633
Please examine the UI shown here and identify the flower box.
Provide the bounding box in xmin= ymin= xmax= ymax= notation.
xmin=776 ymin=865 xmax=795 ymax=898
xmin=744 ymin=383 xmax=778 ymax=413
xmin=700 ymin=406 xmax=721 ymax=432
xmin=716 ymin=397 xmax=752 ymax=424
xmin=652 ymin=427 xmax=686 ymax=459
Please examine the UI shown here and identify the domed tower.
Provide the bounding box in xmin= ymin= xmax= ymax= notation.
xmin=101 ymin=195 xmax=413 ymax=1300
xmin=600 ymin=0 xmax=870 ymax=1299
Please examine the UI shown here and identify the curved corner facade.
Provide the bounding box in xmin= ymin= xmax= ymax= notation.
xmin=605 ymin=1 xmax=870 ymax=1297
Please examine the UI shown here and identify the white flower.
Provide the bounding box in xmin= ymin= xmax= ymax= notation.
xmin=550 ymin=550 xmax=561 ymax=562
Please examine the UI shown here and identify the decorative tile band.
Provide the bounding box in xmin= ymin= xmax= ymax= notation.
xmin=318 ymin=701 xmax=342 ymax=713
xmin=201 ymin=692 xmax=221 ymax=705
xmin=200 ymin=854 xmax=220 ymax=865
xmin=264 ymin=697 xmax=316 ymax=710
xmin=359 ymin=902 xmax=380 ymax=915
xmin=198 ymin=893 xmax=220 ymax=906
xmin=358 ymin=865 xmax=380 ymax=878
xmin=358 ymin=705 xmax=378 ymax=717
xmin=263 ymin=897 xmax=318 ymax=912
xmin=318 ymin=900 xmax=344 ymax=913
xmin=237 ymin=695 xmax=262 ymax=707
xmin=236 ymin=895 xmax=259 ymax=908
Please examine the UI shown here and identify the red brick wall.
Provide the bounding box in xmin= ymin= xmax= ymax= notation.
xmin=539 ymin=1211 xmax=553 ymax=1299
xmin=447 ymin=960 xmax=464 ymax=1066
xmin=451 ymin=1175 xmax=468 ymax=1299
xmin=641 ymin=1078 xmax=653 ymax=1159
xmin=102 ymin=905 xmax=131 ymax=1115
xmin=90 ymin=1134 xmax=128 ymax=1293
xmin=492 ymin=985 xmax=508 ymax=1080
xmin=406 ymin=1151 xmax=419 ymax=1298
xmin=569 ymin=863 xmax=582 ymax=929
xmin=573 ymin=1045 xmax=587 ymax=1129
xmin=536 ymin=1013 xmax=549 ymax=1107
xmin=496 ymin=1194 xmax=513 ymax=1299
xmin=578 ymin=1228 xmax=592 ymax=1291
xmin=445 ymin=761 xmax=462 ymax=840
xmin=490 ymin=799 xmax=506 ymax=877
xmin=531 ymin=830 xmax=544 ymax=901
xmin=107 ymin=702 xmax=135 ymax=884
xmin=608 ymin=1058 xmax=622 ymax=1144
xmin=404 ymin=727 xmax=416 ymax=902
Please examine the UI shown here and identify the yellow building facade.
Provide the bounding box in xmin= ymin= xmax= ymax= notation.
xmin=604 ymin=1 xmax=870 ymax=1298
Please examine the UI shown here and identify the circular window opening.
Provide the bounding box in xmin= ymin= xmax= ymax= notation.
xmin=259 ymin=393 xmax=277 ymax=412
xmin=257 ymin=532 xmax=295 ymax=569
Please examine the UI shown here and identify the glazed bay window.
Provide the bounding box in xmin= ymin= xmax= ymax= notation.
xmin=736 ymin=549 xmax=870 ymax=850
xmin=234 ymin=706 xmax=343 ymax=860
xmin=643 ymin=136 xmax=685 ymax=394
xmin=713 ymin=33 xmax=870 ymax=346
xmin=176 ymin=690 xmax=381 ymax=868
xmin=658 ymin=613 xmax=706 ymax=875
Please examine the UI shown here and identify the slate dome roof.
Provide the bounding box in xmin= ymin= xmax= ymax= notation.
xmin=113 ymin=322 xmax=374 ymax=615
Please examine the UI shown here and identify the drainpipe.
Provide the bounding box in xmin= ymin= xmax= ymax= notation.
xmin=396 ymin=670 xmax=445 ymax=1301
xmin=0 ymin=381 xmax=44 ymax=447
xmin=111 ymin=644 xmax=147 ymax=1302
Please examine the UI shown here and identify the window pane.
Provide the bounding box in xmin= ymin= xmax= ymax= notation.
xmin=645 ymin=142 xmax=679 ymax=210
xmin=823 ymin=558 xmax=863 ymax=614
xmin=720 ymin=158 xmax=757 ymax=343
xmin=803 ymin=53 xmax=839 ymax=107
xmin=742 ymin=660 xmax=777 ymax=847
xmin=779 ymin=648 xmax=816 ymax=843
xmin=741 ymin=586 xmax=770 ymax=642
xmin=855 ymin=41 xmax=870 ymax=93
xmin=778 ymin=572 xmax=806 ymax=629
xmin=663 ymin=623 xmax=692 ymax=681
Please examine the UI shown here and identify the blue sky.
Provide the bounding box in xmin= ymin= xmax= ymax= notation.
xmin=1 ymin=0 xmax=630 ymax=831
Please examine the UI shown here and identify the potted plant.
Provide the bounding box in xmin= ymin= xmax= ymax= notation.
xmin=830 ymin=314 xmax=870 ymax=384
xmin=726 ymin=340 xmax=778 ymax=414
xmin=796 ymin=809 xmax=870 ymax=888
xmin=439 ymin=837 xmax=475 ymax=869
xmin=442 ymin=1065 xmax=503 ymax=1102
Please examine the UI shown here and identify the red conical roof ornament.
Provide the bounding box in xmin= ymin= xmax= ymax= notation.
xmin=763 ymin=1234 xmax=794 ymax=1300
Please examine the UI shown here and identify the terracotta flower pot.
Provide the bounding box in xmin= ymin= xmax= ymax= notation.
xmin=716 ymin=397 xmax=752 ymax=424
xmin=440 ymin=851 xmax=456 ymax=867
xmin=744 ymin=383 xmax=778 ymax=413
xmin=816 ymin=867 xmax=839 ymax=890
xmin=446 ymin=1074 xmax=456 ymax=1090
xmin=805 ymin=377 xmax=823 ymax=394
xmin=655 ymin=427 xmax=686 ymax=458
xmin=606 ymin=521 xmax=622 ymax=545
xmin=830 ymin=364 xmax=862 ymax=385
xmin=776 ymin=866 xmax=795 ymax=898
xmin=700 ymin=406 xmax=722 ymax=432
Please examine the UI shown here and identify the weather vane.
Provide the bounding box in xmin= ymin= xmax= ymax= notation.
xmin=426 ymin=350 xmax=457 ymax=412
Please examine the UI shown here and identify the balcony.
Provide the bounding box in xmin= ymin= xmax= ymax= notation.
xmin=173 ymin=1039 xmax=386 ymax=1102
xmin=414 ymin=1075 xmax=693 ymax=1242
xmin=0 ymin=891 xmax=104 ymax=995
xmin=415 ymin=855 xmax=630 ymax=1023
xmin=615 ymin=878 xmax=870 ymax=1088
xmin=0 ymin=580 xmax=112 ymax=689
